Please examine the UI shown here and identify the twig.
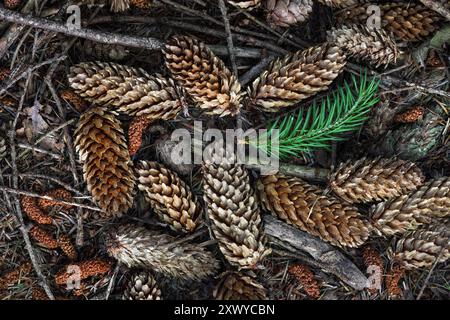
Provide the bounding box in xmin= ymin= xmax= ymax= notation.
xmin=416 ymin=247 xmax=447 ymax=300
xmin=0 ymin=6 xmax=164 ymax=50
xmin=419 ymin=0 xmax=450 ymax=20
xmin=17 ymin=142 xmax=63 ymax=159
xmin=247 ymin=162 xmax=330 ymax=182
xmin=239 ymin=56 xmax=273 ymax=86
xmin=218 ymin=0 xmax=238 ymax=76
xmin=104 ymin=264 xmax=120 ymax=300
xmin=0 ymin=186 xmax=102 ymax=212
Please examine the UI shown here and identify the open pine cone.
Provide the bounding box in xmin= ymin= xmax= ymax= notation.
xmin=329 ymin=157 xmax=425 ymax=204
xmin=213 ymin=271 xmax=268 ymax=300
xmin=74 ymin=107 xmax=135 ymax=217
xmin=123 ymin=271 xmax=162 ymax=300
xmin=266 ymin=0 xmax=314 ymax=27
xmin=371 ymin=177 xmax=450 ymax=236
xmin=258 ymin=175 xmax=371 ymax=247
xmin=164 ymin=35 xmax=243 ymax=117
xmin=248 ymin=43 xmax=346 ymax=112
xmin=68 ymin=61 xmax=184 ymax=120
xmin=136 ymin=161 xmax=201 ymax=233
xmin=202 ymin=144 xmax=271 ymax=268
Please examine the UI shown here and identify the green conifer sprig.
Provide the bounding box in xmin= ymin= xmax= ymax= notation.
xmin=250 ymin=74 xmax=380 ymax=159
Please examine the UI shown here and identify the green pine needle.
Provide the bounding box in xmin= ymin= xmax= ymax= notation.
xmin=250 ymin=73 xmax=380 ymax=159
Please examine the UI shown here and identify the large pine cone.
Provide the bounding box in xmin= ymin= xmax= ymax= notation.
xmin=329 ymin=157 xmax=425 ymax=204
xmin=202 ymin=145 xmax=270 ymax=268
xmin=213 ymin=271 xmax=268 ymax=300
xmin=74 ymin=107 xmax=135 ymax=217
xmin=68 ymin=62 xmax=184 ymax=120
xmin=248 ymin=43 xmax=346 ymax=112
xmin=227 ymin=0 xmax=261 ymax=10
xmin=371 ymin=177 xmax=450 ymax=236
xmin=391 ymin=223 xmax=450 ymax=270
xmin=328 ymin=25 xmax=400 ymax=67
xmin=136 ymin=161 xmax=201 ymax=233
xmin=164 ymin=36 xmax=243 ymax=117
xmin=266 ymin=0 xmax=314 ymax=27
xmin=317 ymin=0 xmax=357 ymax=8
xmin=258 ymin=175 xmax=371 ymax=248
xmin=123 ymin=271 xmax=162 ymax=300
xmin=335 ymin=2 xmax=441 ymax=42
xmin=106 ymin=224 xmax=219 ymax=281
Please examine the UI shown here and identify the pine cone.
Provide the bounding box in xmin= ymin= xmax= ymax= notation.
xmin=136 ymin=161 xmax=201 ymax=233
xmin=127 ymin=115 xmax=152 ymax=156
xmin=0 ymin=67 xmax=11 ymax=81
xmin=60 ymin=89 xmax=89 ymax=113
xmin=109 ymin=0 xmax=130 ymax=12
xmin=258 ymin=175 xmax=371 ymax=248
xmin=385 ymin=264 xmax=404 ymax=298
xmin=327 ymin=25 xmax=400 ymax=67
xmin=74 ymin=107 xmax=135 ymax=217
xmin=4 ymin=0 xmax=22 ymax=10
xmin=164 ymin=35 xmax=243 ymax=117
xmin=0 ymin=96 xmax=16 ymax=107
xmin=55 ymin=259 xmax=111 ymax=286
xmin=203 ymin=145 xmax=271 ymax=268
xmin=317 ymin=0 xmax=357 ymax=8
xmin=0 ymin=136 xmax=6 ymax=161
xmin=29 ymin=225 xmax=58 ymax=249
xmin=57 ymin=234 xmax=78 ymax=260
xmin=335 ymin=2 xmax=441 ymax=42
xmin=248 ymin=43 xmax=346 ymax=112
xmin=213 ymin=271 xmax=268 ymax=300
xmin=0 ymin=263 xmax=32 ymax=290
xmin=37 ymin=188 xmax=73 ymax=210
xmin=130 ymin=0 xmax=152 ymax=9
xmin=329 ymin=157 xmax=425 ymax=204
xmin=391 ymin=223 xmax=450 ymax=270
xmin=68 ymin=62 xmax=183 ymax=120
xmin=227 ymin=0 xmax=261 ymax=10
xmin=122 ymin=271 xmax=162 ymax=300
xmin=20 ymin=196 xmax=53 ymax=225
xmin=371 ymin=177 xmax=450 ymax=236
xmin=394 ymin=106 xmax=425 ymax=124
xmin=106 ymin=224 xmax=219 ymax=281
xmin=266 ymin=0 xmax=313 ymax=27
xmin=32 ymin=288 xmax=50 ymax=300
xmin=288 ymin=264 xmax=320 ymax=299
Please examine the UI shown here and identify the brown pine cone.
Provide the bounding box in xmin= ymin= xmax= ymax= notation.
xmin=227 ymin=0 xmax=261 ymax=10
xmin=4 ymin=0 xmax=22 ymax=9
xmin=0 ymin=67 xmax=11 ymax=81
xmin=0 ymin=263 xmax=32 ymax=290
xmin=317 ymin=0 xmax=357 ymax=8
xmin=127 ymin=115 xmax=152 ymax=156
xmin=164 ymin=35 xmax=243 ymax=117
xmin=335 ymin=2 xmax=441 ymax=42
xmin=60 ymin=89 xmax=89 ymax=113
xmin=130 ymin=0 xmax=152 ymax=9
xmin=362 ymin=245 xmax=384 ymax=294
xmin=258 ymin=175 xmax=371 ymax=248
xmin=390 ymin=223 xmax=450 ymax=270
xmin=109 ymin=0 xmax=130 ymax=12
xmin=122 ymin=271 xmax=162 ymax=300
xmin=37 ymin=188 xmax=73 ymax=210
xmin=371 ymin=177 xmax=450 ymax=236
xmin=136 ymin=161 xmax=201 ymax=233
xmin=20 ymin=196 xmax=53 ymax=225
xmin=68 ymin=62 xmax=183 ymax=120
xmin=288 ymin=264 xmax=320 ymax=299
xmin=394 ymin=106 xmax=425 ymax=124
xmin=248 ymin=43 xmax=346 ymax=112
xmin=57 ymin=234 xmax=78 ymax=260
xmin=328 ymin=25 xmax=400 ymax=67
xmin=106 ymin=224 xmax=219 ymax=281
xmin=385 ymin=264 xmax=405 ymax=298
xmin=31 ymin=288 xmax=50 ymax=300
xmin=329 ymin=157 xmax=425 ymax=204
xmin=74 ymin=107 xmax=135 ymax=217
xmin=55 ymin=259 xmax=111 ymax=286
xmin=213 ymin=271 xmax=268 ymax=300
xmin=0 ymin=96 xmax=16 ymax=107
xmin=203 ymin=145 xmax=271 ymax=268
xmin=266 ymin=0 xmax=313 ymax=27
xmin=29 ymin=225 xmax=58 ymax=249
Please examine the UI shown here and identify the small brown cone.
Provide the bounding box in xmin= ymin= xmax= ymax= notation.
xmin=29 ymin=225 xmax=58 ymax=249
xmin=371 ymin=177 xmax=450 ymax=236
xmin=106 ymin=224 xmax=219 ymax=281
xmin=362 ymin=246 xmax=384 ymax=294
xmin=248 ymin=43 xmax=346 ymax=112
xmin=266 ymin=0 xmax=313 ymax=27
xmin=164 ymin=35 xmax=243 ymax=117
xmin=0 ymin=263 xmax=32 ymax=290
xmin=57 ymin=234 xmax=78 ymax=260
xmin=37 ymin=188 xmax=73 ymax=210
xmin=385 ymin=264 xmax=405 ymax=298
xmin=288 ymin=264 xmax=320 ymax=299
xmin=394 ymin=106 xmax=425 ymax=124
xmin=127 ymin=115 xmax=152 ymax=156
xmin=213 ymin=271 xmax=268 ymax=300
xmin=258 ymin=175 xmax=371 ymax=248
xmin=122 ymin=271 xmax=162 ymax=300
xmin=55 ymin=259 xmax=111 ymax=286
xmin=227 ymin=0 xmax=261 ymax=10
xmin=32 ymin=288 xmax=50 ymax=300
xmin=74 ymin=107 xmax=135 ymax=217
xmin=20 ymin=196 xmax=53 ymax=225
xmin=328 ymin=25 xmax=400 ymax=67
xmin=0 ymin=67 xmax=11 ymax=81
xmin=60 ymin=89 xmax=89 ymax=113
xmin=329 ymin=157 xmax=425 ymax=204
xmin=136 ymin=161 xmax=201 ymax=233
xmin=130 ymin=0 xmax=152 ymax=9
xmin=4 ymin=0 xmax=22 ymax=10
xmin=335 ymin=2 xmax=441 ymax=42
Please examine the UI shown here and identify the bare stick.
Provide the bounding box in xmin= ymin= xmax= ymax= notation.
xmin=239 ymin=56 xmax=273 ymax=86
xmin=218 ymin=0 xmax=238 ymax=76
xmin=0 ymin=6 xmax=164 ymax=50
xmin=17 ymin=142 xmax=63 ymax=160
xmin=104 ymin=264 xmax=120 ymax=300
xmin=419 ymin=0 xmax=450 ymax=20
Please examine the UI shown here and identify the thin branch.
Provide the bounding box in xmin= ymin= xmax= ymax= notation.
xmin=218 ymin=0 xmax=238 ymax=76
